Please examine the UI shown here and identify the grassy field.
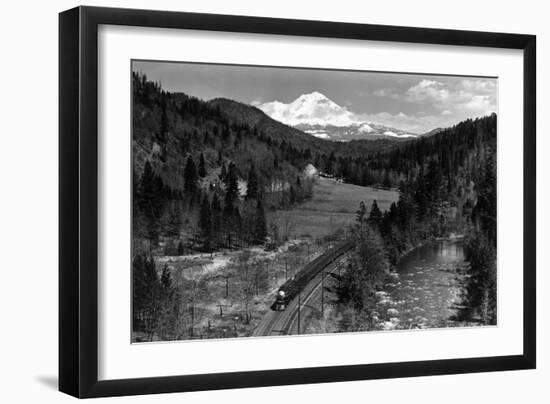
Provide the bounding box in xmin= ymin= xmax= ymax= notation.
xmin=267 ymin=177 xmax=399 ymax=240
xmin=150 ymin=239 xmax=329 ymax=341
xmin=142 ymin=177 xmax=399 ymax=342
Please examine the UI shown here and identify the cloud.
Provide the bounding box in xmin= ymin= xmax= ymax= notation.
xmin=250 ymin=99 xmax=262 ymax=106
xmin=358 ymin=106 xmax=494 ymax=134
xmin=460 ymin=79 xmax=496 ymax=93
xmin=404 ymin=78 xmax=496 ymax=118
xmin=358 ymin=78 xmax=497 ymax=132
xmin=406 ymin=79 xmax=450 ymax=103
xmin=372 ymin=88 xmax=400 ymax=99
xmin=463 ymin=95 xmax=493 ymax=113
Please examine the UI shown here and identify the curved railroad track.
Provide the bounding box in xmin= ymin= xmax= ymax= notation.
xmin=252 ymin=241 xmax=353 ymax=337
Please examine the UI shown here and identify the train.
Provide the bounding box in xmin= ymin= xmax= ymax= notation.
xmin=271 ymin=241 xmax=353 ymax=311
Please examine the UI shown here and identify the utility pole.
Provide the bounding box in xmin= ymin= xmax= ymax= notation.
xmin=321 ymin=272 xmax=325 ymax=316
xmin=307 ymin=243 xmax=310 ymax=261
xmin=284 ymin=256 xmax=288 ymax=280
xmin=224 ymin=274 xmax=232 ymax=298
xmin=190 ymin=304 xmax=195 ymax=338
xmin=217 ymin=303 xmax=228 ymax=317
xmin=297 ymin=293 xmax=301 ymax=335
xmin=337 ymin=262 xmax=341 ymax=289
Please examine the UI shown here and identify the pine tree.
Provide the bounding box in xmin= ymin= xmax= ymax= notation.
xmin=337 ymin=225 xmax=389 ymax=329
xmin=356 ymin=201 xmax=367 ymax=224
xmin=199 ymin=197 xmax=213 ymax=251
xmin=199 ymin=153 xmax=207 ymax=178
xmin=289 ymin=185 xmax=296 ymax=205
xmin=132 ymin=254 xmax=161 ymax=341
xmin=139 ymin=161 xmax=163 ymax=242
xmin=472 ymin=149 xmax=496 ymax=245
xmin=184 ymin=156 xmax=198 ymax=194
xmin=138 ymin=161 xmax=155 ymax=213
xmin=211 ymin=193 xmax=222 ymax=247
xmin=246 ymin=164 xmax=259 ymax=200
xmin=368 ymin=200 xmax=382 ymax=228
xmin=159 ymin=101 xmax=169 ymax=143
xmin=224 ymin=162 xmax=239 ymax=208
xmin=176 ymin=241 xmax=184 ymax=255
xmin=160 ymin=264 xmax=172 ymax=290
xmin=254 ymin=199 xmax=267 ymax=243
xmin=425 ymin=159 xmax=443 ymax=206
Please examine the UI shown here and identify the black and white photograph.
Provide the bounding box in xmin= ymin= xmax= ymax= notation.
xmin=131 ymin=60 xmax=497 ymax=343
xmin=1 ymin=0 xmax=545 ymax=401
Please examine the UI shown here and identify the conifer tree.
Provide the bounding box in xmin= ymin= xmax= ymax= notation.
xmin=139 ymin=161 xmax=155 ymax=214
xmin=246 ymin=164 xmax=259 ymax=200
xmin=160 ymin=264 xmax=172 ymax=290
xmin=289 ymin=185 xmax=296 ymax=205
xmin=132 ymin=254 xmax=161 ymax=341
xmin=199 ymin=197 xmax=213 ymax=251
xmin=211 ymin=193 xmax=222 ymax=247
xmin=176 ymin=241 xmax=184 ymax=256
xmin=356 ymin=201 xmax=367 ymax=224
xmin=254 ymin=199 xmax=267 ymax=243
xmin=159 ymin=101 xmax=169 ymax=143
xmin=199 ymin=153 xmax=207 ymax=178
xmin=224 ymin=162 xmax=239 ymax=208
xmin=368 ymin=200 xmax=382 ymax=228
xmin=139 ymin=161 xmax=163 ymax=241
xmin=184 ymin=156 xmax=198 ymax=194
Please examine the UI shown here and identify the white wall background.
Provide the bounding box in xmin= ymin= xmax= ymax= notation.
xmin=0 ymin=0 xmax=546 ymax=402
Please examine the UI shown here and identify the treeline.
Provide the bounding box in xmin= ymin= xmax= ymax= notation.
xmin=133 ymin=254 xmax=183 ymax=341
xmin=132 ymin=72 xmax=313 ymax=252
xmin=458 ymin=145 xmax=497 ymax=324
xmin=319 ymin=114 xmax=497 ymax=189
xmin=210 ymin=89 xmax=497 ymax=196
xmin=337 ymin=221 xmax=390 ymax=332
xmin=357 ymin=114 xmax=497 ymax=265
xmin=132 ymin=249 xmax=273 ymax=341
xmin=134 ymin=156 xmax=274 ymax=252
xmin=337 ymin=114 xmax=497 ymax=328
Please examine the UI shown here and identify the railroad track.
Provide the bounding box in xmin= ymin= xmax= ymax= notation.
xmin=252 ymin=242 xmax=353 ymax=337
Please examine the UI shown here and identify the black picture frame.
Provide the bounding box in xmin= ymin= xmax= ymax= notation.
xmin=59 ymin=5 xmax=536 ymax=398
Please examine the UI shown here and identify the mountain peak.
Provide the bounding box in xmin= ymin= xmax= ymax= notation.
xmin=256 ymin=91 xmax=418 ymax=142
xmin=296 ymin=91 xmax=331 ymax=101
xmin=258 ymin=91 xmax=357 ymax=127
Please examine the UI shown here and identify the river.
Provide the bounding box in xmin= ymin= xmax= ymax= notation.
xmin=375 ymin=240 xmax=469 ymax=330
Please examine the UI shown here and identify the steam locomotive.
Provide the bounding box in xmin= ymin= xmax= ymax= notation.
xmin=271 ymin=242 xmax=353 ymax=311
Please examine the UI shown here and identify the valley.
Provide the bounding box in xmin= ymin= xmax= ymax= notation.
xmin=267 ymin=176 xmax=398 ymax=240
xmin=131 ymin=67 xmax=497 ymax=342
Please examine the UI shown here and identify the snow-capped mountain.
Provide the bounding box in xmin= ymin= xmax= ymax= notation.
xmin=294 ymin=122 xmax=417 ymax=141
xmin=257 ymin=92 xmax=418 ymax=141
xmin=258 ymin=91 xmax=359 ymax=127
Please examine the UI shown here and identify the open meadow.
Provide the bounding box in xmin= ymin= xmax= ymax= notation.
xmin=137 ymin=177 xmax=398 ymax=341
xmin=267 ymin=177 xmax=399 ymax=240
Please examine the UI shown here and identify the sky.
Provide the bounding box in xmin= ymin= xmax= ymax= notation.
xmin=132 ymin=60 xmax=497 ymax=134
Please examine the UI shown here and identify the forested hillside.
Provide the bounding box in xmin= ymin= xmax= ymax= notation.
xmin=132 ymin=72 xmax=400 ymax=252
xmin=133 ymin=73 xmax=309 ymax=252
xmin=132 ymin=71 xmax=498 ymax=341
xmin=338 ymin=114 xmax=497 ymax=328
